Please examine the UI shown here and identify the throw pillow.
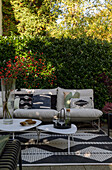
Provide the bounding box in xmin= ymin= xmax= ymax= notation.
xmin=64 ymin=92 xmax=72 ymax=108
xmin=32 ymin=94 xmax=51 ymax=109
xmin=14 ymin=98 xmax=20 ymax=110
xmin=15 ymin=94 xmax=33 ymax=109
xmin=51 ymin=95 xmax=57 ymax=110
xmin=70 ymin=97 xmax=92 ymax=108
xmin=64 ymin=91 xmax=80 ymax=108
xmin=0 ymin=97 xmax=2 ymax=107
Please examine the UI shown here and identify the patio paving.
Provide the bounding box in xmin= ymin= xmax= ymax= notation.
xmin=17 ymin=165 xmax=112 ymax=170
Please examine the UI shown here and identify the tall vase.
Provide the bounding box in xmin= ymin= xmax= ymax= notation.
xmin=1 ymin=78 xmax=15 ymax=124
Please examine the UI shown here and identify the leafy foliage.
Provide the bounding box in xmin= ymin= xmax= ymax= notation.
xmin=102 ymin=102 xmax=112 ymax=114
xmin=2 ymin=0 xmax=112 ymax=42
xmin=2 ymin=0 xmax=62 ymax=36
xmin=0 ymin=35 xmax=112 ymax=110
xmin=52 ymin=0 xmax=112 ymax=41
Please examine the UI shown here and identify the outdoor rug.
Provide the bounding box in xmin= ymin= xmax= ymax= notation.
xmin=12 ymin=129 xmax=112 ymax=166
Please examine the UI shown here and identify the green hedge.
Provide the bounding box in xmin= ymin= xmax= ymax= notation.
xmin=0 ymin=35 xmax=112 ymax=110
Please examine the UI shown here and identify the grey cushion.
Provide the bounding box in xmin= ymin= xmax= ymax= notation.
xmin=34 ymin=88 xmax=58 ymax=95
xmin=16 ymin=88 xmax=58 ymax=95
xmin=0 ymin=108 xmax=2 ymax=118
xmin=69 ymin=108 xmax=103 ymax=121
xmin=14 ymin=109 xmax=58 ymax=122
xmin=0 ymin=97 xmax=2 ymax=107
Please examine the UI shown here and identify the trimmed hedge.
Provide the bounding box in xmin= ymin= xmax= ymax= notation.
xmin=0 ymin=35 xmax=112 ymax=110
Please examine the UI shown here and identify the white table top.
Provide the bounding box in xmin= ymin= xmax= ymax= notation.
xmin=0 ymin=119 xmax=42 ymax=132
xmin=37 ymin=124 xmax=77 ymax=135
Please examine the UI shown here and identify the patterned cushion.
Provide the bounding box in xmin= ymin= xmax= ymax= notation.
xmin=57 ymin=87 xmax=94 ymax=111
xmin=51 ymin=95 xmax=57 ymax=110
xmin=15 ymin=94 xmax=33 ymax=109
xmin=64 ymin=92 xmax=80 ymax=108
xmin=32 ymin=94 xmax=51 ymax=109
xmin=70 ymin=97 xmax=92 ymax=108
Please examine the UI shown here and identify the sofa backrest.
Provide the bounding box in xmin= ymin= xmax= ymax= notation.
xmin=57 ymin=87 xmax=94 ymax=111
xmin=0 ymin=87 xmax=94 ymax=111
xmin=15 ymin=88 xmax=58 ymax=95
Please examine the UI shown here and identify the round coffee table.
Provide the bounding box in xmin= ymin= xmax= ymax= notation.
xmin=0 ymin=119 xmax=42 ymax=139
xmin=37 ymin=124 xmax=77 ymax=154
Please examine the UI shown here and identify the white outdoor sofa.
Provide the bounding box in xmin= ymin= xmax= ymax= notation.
xmin=0 ymin=87 xmax=103 ymax=130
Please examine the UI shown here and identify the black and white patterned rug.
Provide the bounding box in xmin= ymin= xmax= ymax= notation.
xmin=13 ymin=129 xmax=112 ymax=166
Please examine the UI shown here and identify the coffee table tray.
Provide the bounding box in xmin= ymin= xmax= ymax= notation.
xmin=54 ymin=124 xmax=71 ymax=129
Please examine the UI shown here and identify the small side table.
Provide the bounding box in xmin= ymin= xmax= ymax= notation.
xmin=37 ymin=124 xmax=77 ymax=155
xmin=0 ymin=119 xmax=42 ymax=139
xmin=108 ymin=113 xmax=112 ymax=137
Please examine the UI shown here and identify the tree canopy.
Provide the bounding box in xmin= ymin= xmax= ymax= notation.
xmin=52 ymin=0 xmax=112 ymax=41
xmin=2 ymin=0 xmax=112 ymax=41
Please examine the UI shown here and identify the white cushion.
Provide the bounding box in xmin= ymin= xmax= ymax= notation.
xmin=0 ymin=97 xmax=2 ymax=107
xmin=57 ymin=87 xmax=94 ymax=111
xmin=14 ymin=98 xmax=20 ymax=109
xmin=14 ymin=109 xmax=58 ymax=121
xmin=70 ymin=108 xmax=103 ymax=122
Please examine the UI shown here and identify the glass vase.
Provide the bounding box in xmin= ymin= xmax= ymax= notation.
xmin=1 ymin=78 xmax=15 ymax=124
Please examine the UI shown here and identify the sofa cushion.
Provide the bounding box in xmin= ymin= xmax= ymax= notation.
xmin=34 ymin=88 xmax=58 ymax=95
xmin=15 ymin=94 xmax=33 ymax=109
xmin=51 ymin=95 xmax=57 ymax=110
xmin=69 ymin=108 xmax=103 ymax=122
xmin=14 ymin=109 xmax=58 ymax=122
xmin=0 ymin=108 xmax=2 ymax=118
xmin=0 ymin=97 xmax=2 ymax=107
xmin=64 ymin=92 xmax=72 ymax=108
xmin=32 ymin=94 xmax=51 ymax=109
xmin=64 ymin=92 xmax=80 ymax=108
xmin=57 ymin=87 xmax=94 ymax=111
xmin=14 ymin=98 xmax=20 ymax=109
xmin=70 ymin=97 xmax=92 ymax=108
xmin=19 ymin=88 xmax=58 ymax=95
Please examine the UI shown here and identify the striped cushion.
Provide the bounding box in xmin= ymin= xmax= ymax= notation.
xmin=32 ymin=94 xmax=51 ymax=109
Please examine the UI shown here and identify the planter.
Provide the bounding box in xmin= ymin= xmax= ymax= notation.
xmin=1 ymin=78 xmax=15 ymax=124
xmin=54 ymin=120 xmax=71 ymax=129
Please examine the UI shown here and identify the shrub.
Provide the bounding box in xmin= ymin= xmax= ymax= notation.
xmin=0 ymin=35 xmax=112 ymax=110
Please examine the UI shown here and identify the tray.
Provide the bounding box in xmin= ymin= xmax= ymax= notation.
xmin=54 ymin=123 xmax=71 ymax=129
